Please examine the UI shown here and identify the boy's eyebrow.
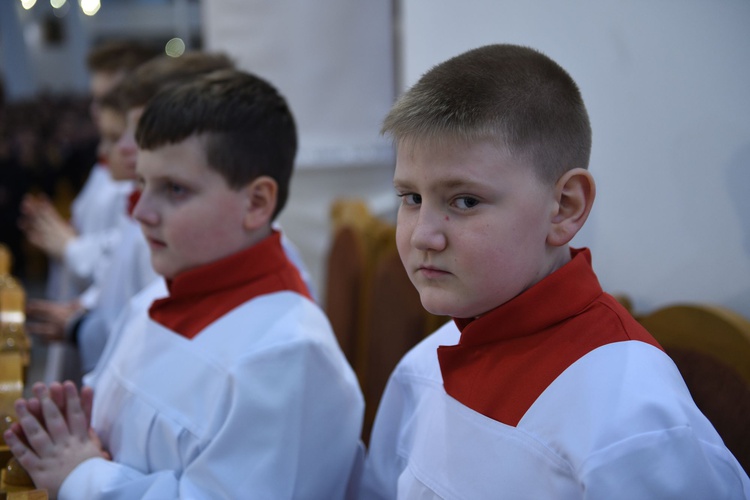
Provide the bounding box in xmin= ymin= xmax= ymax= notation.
xmin=393 ymin=176 xmax=486 ymax=191
xmin=439 ymin=177 xmax=484 ymax=189
xmin=139 ymin=171 xmax=186 ymax=185
xmin=392 ymin=177 xmax=412 ymax=189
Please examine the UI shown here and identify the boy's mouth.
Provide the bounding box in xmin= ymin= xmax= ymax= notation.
xmin=145 ymin=236 xmax=167 ymax=249
xmin=416 ymin=265 xmax=450 ymax=279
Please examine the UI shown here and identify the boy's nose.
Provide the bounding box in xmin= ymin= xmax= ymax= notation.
xmin=115 ymin=132 xmax=138 ymax=156
xmin=131 ymin=192 xmax=158 ymax=226
xmin=410 ymin=208 xmax=447 ymax=252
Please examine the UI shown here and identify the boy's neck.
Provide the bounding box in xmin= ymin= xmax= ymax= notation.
xmin=168 ymin=225 xmax=275 ymax=282
xmin=546 ymin=244 xmax=572 ymax=277
xmin=245 ymin=224 xmax=274 ymax=249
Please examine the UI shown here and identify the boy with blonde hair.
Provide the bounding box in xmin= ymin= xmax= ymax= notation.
xmin=361 ymin=44 xmax=749 ymax=499
xmin=6 ymin=69 xmax=363 ymax=499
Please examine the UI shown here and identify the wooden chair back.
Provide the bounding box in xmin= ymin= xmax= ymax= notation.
xmin=324 ymin=199 xmax=394 ymax=370
xmin=360 ymin=243 xmax=447 ymax=443
xmin=324 ymin=199 xmax=447 ymax=442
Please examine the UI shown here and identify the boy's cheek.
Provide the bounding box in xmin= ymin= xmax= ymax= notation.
xmin=395 ymin=224 xmax=413 ymax=253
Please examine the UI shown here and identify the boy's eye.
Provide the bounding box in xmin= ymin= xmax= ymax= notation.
xmin=166 ymin=182 xmax=188 ymax=198
xmin=398 ymin=193 xmax=422 ymax=206
xmin=454 ymin=196 xmax=480 ymax=209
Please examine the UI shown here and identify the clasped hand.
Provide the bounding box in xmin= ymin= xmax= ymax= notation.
xmin=19 ymin=194 xmax=77 ymax=261
xmin=2 ymin=381 xmax=109 ymax=498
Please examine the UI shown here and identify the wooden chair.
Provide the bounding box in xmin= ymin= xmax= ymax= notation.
xmin=324 ymin=200 xmax=447 ymax=442
xmin=636 ymin=303 xmax=750 ymax=474
xmin=324 ymin=223 xmax=366 ymax=366
xmin=324 ymin=199 xmax=396 ymax=374
xmin=360 ymin=242 xmax=447 ymax=443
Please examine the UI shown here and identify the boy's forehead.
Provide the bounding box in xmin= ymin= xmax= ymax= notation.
xmin=90 ymin=71 xmax=123 ymax=98
xmin=99 ymin=106 xmax=124 ymax=122
xmin=395 ymin=134 xmax=505 ymax=166
xmin=128 ymin=106 xmax=145 ymax=123
xmin=137 ymin=135 xmax=211 ymax=173
xmin=396 ymin=132 xmax=510 ymax=157
xmin=393 ymin=135 xmax=535 ymax=186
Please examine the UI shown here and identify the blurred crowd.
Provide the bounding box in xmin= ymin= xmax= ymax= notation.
xmin=0 ymin=79 xmax=98 ymax=280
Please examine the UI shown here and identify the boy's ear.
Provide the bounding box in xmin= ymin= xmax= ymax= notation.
xmin=547 ymin=168 xmax=596 ymax=247
xmin=242 ymin=176 xmax=278 ymax=231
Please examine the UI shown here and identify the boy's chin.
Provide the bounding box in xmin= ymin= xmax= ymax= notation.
xmin=151 ymin=260 xmax=178 ymax=281
xmin=420 ymin=299 xmax=460 ymax=319
xmin=421 ymin=298 xmax=490 ymax=320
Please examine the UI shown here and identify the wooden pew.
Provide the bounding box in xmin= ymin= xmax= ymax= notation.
xmin=1 ymin=351 xmax=39 ymax=498
xmin=0 ymin=246 xmax=31 ymax=369
xmin=0 ymin=245 xmax=46 ymax=499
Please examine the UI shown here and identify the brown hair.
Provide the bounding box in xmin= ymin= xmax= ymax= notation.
xmin=86 ymin=40 xmax=159 ymax=74
xmin=136 ymin=69 xmax=297 ymax=220
xmin=383 ymin=44 xmax=592 ymax=183
xmin=117 ymin=52 xmax=234 ymax=111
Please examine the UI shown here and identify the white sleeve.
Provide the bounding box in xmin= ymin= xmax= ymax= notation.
xmin=359 ymin=371 xmax=410 ymax=500
xmin=59 ymin=340 xmax=364 ymax=500
xmin=64 ymin=228 xmax=122 ymax=282
xmin=359 ymin=324 xmax=458 ymax=500
xmin=581 ymin=426 xmax=750 ymax=499
xmin=77 ymin=283 xmax=100 ymax=310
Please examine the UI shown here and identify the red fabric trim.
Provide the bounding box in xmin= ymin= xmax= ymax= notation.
xmin=127 ymin=189 xmax=141 ymax=217
xmin=149 ymin=231 xmax=311 ymax=339
xmin=438 ymin=248 xmax=662 ymax=427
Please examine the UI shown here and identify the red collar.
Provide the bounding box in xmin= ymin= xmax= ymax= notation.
xmin=437 ymin=248 xmax=661 ymax=426
xmin=452 ymin=248 xmax=601 ymax=341
xmin=149 ymin=231 xmax=311 ymax=339
xmin=127 ymin=189 xmax=141 ymax=217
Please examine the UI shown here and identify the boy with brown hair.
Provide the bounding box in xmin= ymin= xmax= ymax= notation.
xmin=360 ymin=44 xmax=749 ymax=499
xmin=69 ymin=52 xmax=239 ymax=372
xmin=86 ymin=41 xmax=160 ymax=122
xmin=22 ymin=41 xmax=158 ymax=303
xmin=21 ymin=42 xmax=157 ymax=383
xmin=23 ymin=52 xmax=236 ymax=375
xmin=6 ymin=69 xmax=363 ymax=499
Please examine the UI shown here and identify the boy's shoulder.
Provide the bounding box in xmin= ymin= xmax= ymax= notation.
xmin=191 ymin=291 xmax=348 ymax=365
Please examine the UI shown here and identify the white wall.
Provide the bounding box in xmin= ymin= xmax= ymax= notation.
xmin=199 ymin=0 xmax=750 ymax=318
xmin=400 ymin=0 xmax=750 ymax=318
xmin=0 ymin=2 xmax=89 ymax=99
xmin=202 ymin=0 xmax=397 ymax=295
xmin=0 ymin=1 xmax=202 ymax=100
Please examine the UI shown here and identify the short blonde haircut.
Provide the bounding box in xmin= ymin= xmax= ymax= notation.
xmin=383 ymin=44 xmax=591 ymax=183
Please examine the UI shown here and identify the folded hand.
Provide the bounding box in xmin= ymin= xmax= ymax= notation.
xmin=3 ymin=381 xmax=108 ymax=498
